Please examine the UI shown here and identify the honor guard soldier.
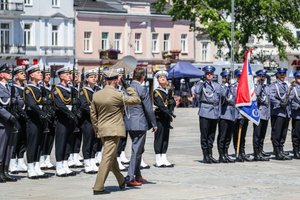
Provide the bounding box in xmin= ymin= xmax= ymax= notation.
xmin=196 ymin=66 xmax=225 ymax=164
xmin=124 ymin=67 xmax=157 ymax=186
xmin=79 ymin=69 xmax=99 ymax=174
xmin=91 ymin=69 xmax=141 ymax=195
xmin=0 ymin=64 xmax=24 ymax=183
xmin=24 ymin=64 xmax=50 ymax=179
xmin=253 ymin=69 xmax=270 ymax=161
xmin=217 ymin=69 xmax=235 ymax=163
xmin=68 ymin=67 xmax=83 ymax=168
xmin=269 ymin=67 xmax=292 ymax=160
xmin=289 ymin=71 xmax=300 ymax=159
xmin=153 ymin=70 xmax=176 ymax=167
xmin=52 ymin=66 xmax=78 ymax=177
xmin=232 ymin=69 xmax=252 ymax=162
xmin=9 ymin=65 xmax=28 ymax=173
xmin=39 ymin=66 xmax=56 ymax=170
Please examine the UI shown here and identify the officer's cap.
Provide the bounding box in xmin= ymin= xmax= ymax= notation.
xmin=85 ymin=69 xmax=97 ymax=78
xmin=103 ymin=69 xmax=119 ymax=80
xmin=220 ymin=69 xmax=230 ymax=77
xmin=14 ymin=65 xmax=26 ymax=75
xmin=26 ymin=64 xmax=40 ymax=75
xmin=294 ymin=71 xmax=300 ymax=78
xmin=276 ymin=67 xmax=287 ymax=74
xmin=0 ymin=63 xmax=11 ymax=73
xmin=154 ymin=70 xmax=168 ymax=79
xmin=40 ymin=66 xmax=51 ymax=73
xmin=234 ymin=69 xmax=241 ymax=77
xmin=203 ymin=66 xmax=215 ymax=73
xmin=56 ymin=66 xmax=70 ymax=75
xmin=255 ymin=69 xmax=267 ymax=76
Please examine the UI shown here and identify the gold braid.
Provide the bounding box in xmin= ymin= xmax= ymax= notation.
xmin=83 ymin=87 xmax=92 ymax=106
xmin=25 ymin=86 xmax=42 ymax=104
xmin=154 ymin=89 xmax=168 ymax=107
xmin=55 ymin=86 xmax=71 ymax=104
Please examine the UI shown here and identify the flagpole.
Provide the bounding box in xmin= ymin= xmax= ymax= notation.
xmin=236 ymin=125 xmax=242 ymax=158
xmin=230 ymin=0 xmax=235 ymax=74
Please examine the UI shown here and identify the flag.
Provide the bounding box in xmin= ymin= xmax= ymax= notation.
xmin=235 ymin=49 xmax=260 ymax=125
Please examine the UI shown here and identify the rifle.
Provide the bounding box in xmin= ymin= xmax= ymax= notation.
xmin=120 ymin=67 xmax=129 ymax=89
xmin=41 ymin=65 xmax=51 ymax=134
xmin=81 ymin=67 xmax=85 ymax=88
xmin=71 ymin=64 xmax=80 ymax=133
xmin=8 ymin=65 xmax=20 ymax=134
xmin=168 ymin=69 xmax=176 ymax=118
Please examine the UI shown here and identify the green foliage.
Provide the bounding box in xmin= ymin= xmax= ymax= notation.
xmin=153 ymin=0 xmax=300 ymax=61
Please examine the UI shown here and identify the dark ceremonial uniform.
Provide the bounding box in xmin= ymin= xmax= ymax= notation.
xmin=79 ymin=85 xmax=99 ymax=161
xmin=253 ymin=81 xmax=270 ymax=161
xmin=269 ymin=79 xmax=291 ymax=160
xmin=153 ymin=86 xmax=175 ymax=155
xmin=0 ymin=80 xmax=24 ymax=182
xmin=53 ymin=83 xmax=77 ymax=162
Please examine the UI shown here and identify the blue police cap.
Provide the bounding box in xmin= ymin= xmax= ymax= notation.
xmin=276 ymin=67 xmax=287 ymax=74
xmin=234 ymin=69 xmax=241 ymax=77
xmin=0 ymin=63 xmax=11 ymax=73
xmin=255 ymin=69 xmax=267 ymax=76
xmin=220 ymin=70 xmax=230 ymax=77
xmin=294 ymin=71 xmax=300 ymax=77
xmin=203 ymin=66 xmax=215 ymax=73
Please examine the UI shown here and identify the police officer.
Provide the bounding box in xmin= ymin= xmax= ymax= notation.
xmin=39 ymin=66 xmax=55 ymax=170
xmin=0 ymin=64 xmax=24 ymax=182
xmin=253 ymin=69 xmax=270 ymax=161
xmin=9 ymin=65 xmax=28 ymax=173
xmin=217 ymin=69 xmax=235 ymax=163
xmin=232 ymin=69 xmax=252 ymax=162
xmin=289 ymin=71 xmax=300 ymax=159
xmin=79 ymin=69 xmax=99 ymax=174
xmin=52 ymin=66 xmax=77 ymax=176
xmin=196 ymin=66 xmax=225 ymax=164
xmin=269 ymin=67 xmax=292 ymax=160
xmin=153 ymin=70 xmax=176 ymax=167
xmin=24 ymin=64 xmax=50 ymax=179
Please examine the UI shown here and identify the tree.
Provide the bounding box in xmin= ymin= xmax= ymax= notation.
xmin=153 ymin=0 xmax=300 ymax=61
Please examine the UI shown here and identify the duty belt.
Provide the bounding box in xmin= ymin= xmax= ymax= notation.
xmin=201 ymin=101 xmax=219 ymax=106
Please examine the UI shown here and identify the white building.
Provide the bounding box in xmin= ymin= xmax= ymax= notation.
xmin=0 ymin=0 xmax=75 ymax=72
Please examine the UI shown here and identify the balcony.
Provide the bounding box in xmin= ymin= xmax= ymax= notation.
xmin=0 ymin=2 xmax=24 ymax=15
xmin=0 ymin=45 xmax=25 ymax=55
xmin=38 ymin=46 xmax=74 ymax=57
xmin=99 ymin=49 xmax=120 ymax=60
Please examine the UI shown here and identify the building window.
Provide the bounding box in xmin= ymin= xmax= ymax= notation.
xmin=52 ymin=25 xmax=58 ymax=46
xmin=202 ymin=43 xmax=208 ymax=62
xmin=114 ymin=33 xmax=121 ymax=52
xmin=0 ymin=23 xmax=10 ymax=53
xmin=181 ymin=34 xmax=188 ymax=53
xmin=134 ymin=33 xmax=142 ymax=53
xmin=24 ymin=0 xmax=32 ymax=5
xmin=152 ymin=33 xmax=159 ymax=53
xmin=83 ymin=32 xmax=92 ymax=52
xmin=101 ymin=32 xmax=109 ymax=50
xmin=24 ymin=24 xmax=31 ymax=46
xmin=52 ymin=0 xmax=59 ymax=7
xmin=163 ymin=33 xmax=170 ymax=51
xmin=296 ymin=31 xmax=300 ymax=43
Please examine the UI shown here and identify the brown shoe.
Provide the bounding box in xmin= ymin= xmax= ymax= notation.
xmin=93 ymin=190 xmax=110 ymax=195
xmin=135 ymin=176 xmax=147 ymax=184
xmin=127 ymin=180 xmax=142 ymax=187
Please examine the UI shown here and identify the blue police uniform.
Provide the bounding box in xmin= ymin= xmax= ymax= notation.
xmin=196 ymin=66 xmax=225 ymax=163
xmin=217 ymin=70 xmax=235 ymax=163
xmin=269 ymin=67 xmax=292 ymax=160
xmin=252 ymin=69 xmax=270 ymax=161
xmin=289 ymin=71 xmax=300 ymax=159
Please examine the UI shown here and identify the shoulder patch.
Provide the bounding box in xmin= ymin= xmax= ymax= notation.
xmin=25 ymin=89 xmax=30 ymax=94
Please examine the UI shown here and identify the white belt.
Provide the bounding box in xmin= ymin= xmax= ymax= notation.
xmin=66 ymin=105 xmax=72 ymax=111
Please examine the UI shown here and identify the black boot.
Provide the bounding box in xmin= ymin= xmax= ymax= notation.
xmin=208 ymin=149 xmax=219 ymax=163
xmin=293 ymin=146 xmax=300 ymax=159
xmin=253 ymin=148 xmax=269 ymax=161
xmin=274 ymin=147 xmax=287 ymax=160
xmin=4 ymin=165 xmax=17 ymax=182
xmin=202 ymin=149 xmax=212 ymax=164
xmin=235 ymin=152 xmax=244 ymax=162
xmin=0 ymin=164 xmax=6 ymax=183
xmin=240 ymin=149 xmax=252 ymax=162
xmin=224 ymin=149 xmax=235 ymax=163
xmin=279 ymin=147 xmax=292 ymax=160
xmin=218 ymin=149 xmax=228 ymax=163
xmin=259 ymin=147 xmax=270 ymax=157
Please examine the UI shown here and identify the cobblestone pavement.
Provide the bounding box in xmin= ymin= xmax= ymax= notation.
xmin=1 ymin=108 xmax=300 ymax=200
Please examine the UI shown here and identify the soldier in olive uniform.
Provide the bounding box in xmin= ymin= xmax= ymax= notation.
xmin=253 ymin=69 xmax=270 ymax=161
xmin=269 ymin=67 xmax=292 ymax=160
xmin=196 ymin=66 xmax=225 ymax=164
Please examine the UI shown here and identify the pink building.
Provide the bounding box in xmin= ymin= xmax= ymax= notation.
xmin=74 ymin=0 xmax=195 ymax=74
